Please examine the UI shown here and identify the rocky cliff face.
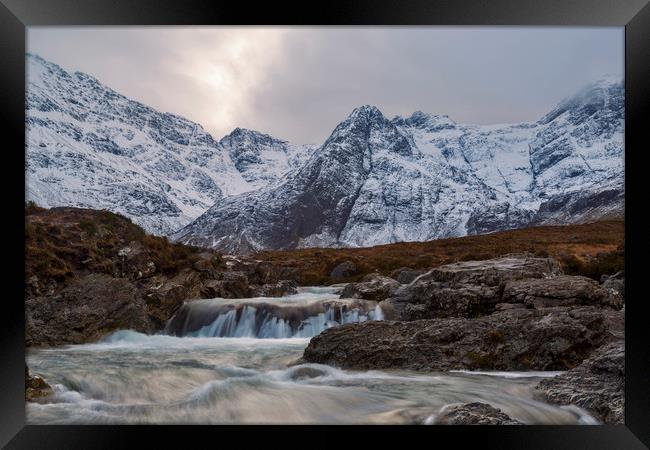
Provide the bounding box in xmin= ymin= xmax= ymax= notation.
xmin=219 ymin=127 xmax=315 ymax=189
xmin=176 ymin=79 xmax=623 ymax=253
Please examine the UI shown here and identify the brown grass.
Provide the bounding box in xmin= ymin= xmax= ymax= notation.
xmin=25 ymin=204 xmax=624 ymax=288
xmin=25 ymin=206 xmax=206 ymax=283
xmin=255 ymin=221 xmax=624 ymax=284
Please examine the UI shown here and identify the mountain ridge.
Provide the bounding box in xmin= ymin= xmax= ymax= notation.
xmin=25 ymin=53 xmax=313 ymax=235
xmin=174 ymin=78 xmax=623 ymax=253
xmin=25 ymin=53 xmax=623 ymax=253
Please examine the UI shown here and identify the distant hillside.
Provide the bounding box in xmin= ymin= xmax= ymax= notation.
xmin=254 ymin=220 xmax=624 ymax=285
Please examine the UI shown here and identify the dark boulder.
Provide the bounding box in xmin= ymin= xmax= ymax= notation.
xmin=340 ymin=274 xmax=400 ymax=301
xmin=396 ymin=284 xmax=503 ymax=320
xmin=390 ymin=267 xmax=426 ymax=284
xmin=330 ymin=261 xmax=358 ymax=280
xmin=383 ymin=255 xmax=622 ymax=320
xmin=601 ymin=271 xmax=624 ymax=304
xmin=191 ymin=252 xmax=223 ymax=276
xmin=225 ymin=258 xmax=298 ymax=285
xmin=301 ymin=306 xmax=622 ymax=371
xmin=144 ymin=279 xmax=190 ymax=329
xmin=198 ymin=271 xmax=252 ymax=299
xmin=25 ymin=366 xmax=53 ymax=401
xmin=433 ymin=402 xmax=523 ymax=425
xmin=494 ymin=302 xmax=527 ymax=312
xmin=288 ymin=366 xmax=328 ymax=380
xmin=251 ymin=280 xmax=298 ymax=297
xmin=502 ymin=275 xmax=622 ymax=309
xmin=26 ymin=273 xmax=151 ymax=346
xmin=535 ymin=340 xmax=624 ymax=424
xmin=417 ymin=254 xmax=562 ymax=286
xmin=117 ymin=241 xmax=156 ymax=280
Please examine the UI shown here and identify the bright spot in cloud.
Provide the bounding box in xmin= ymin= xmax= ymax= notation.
xmin=27 ymin=26 xmax=623 ymax=144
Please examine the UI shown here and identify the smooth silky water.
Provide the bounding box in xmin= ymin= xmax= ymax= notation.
xmin=26 ymin=287 xmax=598 ymax=425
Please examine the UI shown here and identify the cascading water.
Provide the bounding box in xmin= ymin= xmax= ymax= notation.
xmin=25 ymin=286 xmax=599 ymax=425
xmin=165 ymin=287 xmax=384 ymax=338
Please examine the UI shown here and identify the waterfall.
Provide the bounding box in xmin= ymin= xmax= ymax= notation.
xmin=165 ymin=290 xmax=384 ymax=339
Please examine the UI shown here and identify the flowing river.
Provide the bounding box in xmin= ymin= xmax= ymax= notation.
xmin=26 ymin=287 xmax=598 ymax=425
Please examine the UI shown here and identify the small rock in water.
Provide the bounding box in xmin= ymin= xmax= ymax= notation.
xmin=252 ymin=280 xmax=298 ymax=297
xmin=25 ymin=365 xmax=53 ymax=401
xmin=289 ymin=366 xmax=328 ymax=380
xmin=433 ymin=402 xmax=523 ymax=425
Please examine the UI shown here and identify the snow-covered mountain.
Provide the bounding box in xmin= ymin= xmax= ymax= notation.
xmin=174 ymin=78 xmax=624 ymax=253
xmin=219 ymin=127 xmax=315 ymax=190
xmin=25 ymin=54 xmax=313 ymax=235
xmin=26 ymin=53 xmax=623 ymax=251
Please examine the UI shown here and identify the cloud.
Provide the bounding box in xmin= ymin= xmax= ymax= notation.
xmin=28 ymin=26 xmax=623 ymax=144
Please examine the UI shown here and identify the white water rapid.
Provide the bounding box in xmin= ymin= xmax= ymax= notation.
xmin=26 ymin=286 xmax=598 ymax=425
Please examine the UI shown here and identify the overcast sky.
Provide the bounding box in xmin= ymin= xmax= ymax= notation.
xmin=28 ymin=27 xmax=623 ymax=144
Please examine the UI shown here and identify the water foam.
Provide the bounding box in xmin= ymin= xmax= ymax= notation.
xmin=166 ymin=291 xmax=384 ymax=339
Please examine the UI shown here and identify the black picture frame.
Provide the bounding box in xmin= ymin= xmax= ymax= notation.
xmin=2 ymin=0 xmax=649 ymax=448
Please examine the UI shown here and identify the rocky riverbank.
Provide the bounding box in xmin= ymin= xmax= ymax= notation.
xmin=27 ymin=205 xmax=622 ymax=347
xmin=26 ymin=206 xmax=299 ymax=346
xmin=25 ymin=206 xmax=625 ymax=424
xmin=535 ymin=340 xmax=624 ymax=424
xmin=302 ymin=254 xmax=625 ymax=423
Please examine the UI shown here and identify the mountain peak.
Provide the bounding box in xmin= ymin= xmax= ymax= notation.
xmin=589 ymin=75 xmax=623 ymax=87
xmin=392 ymin=110 xmax=456 ymax=131
xmin=219 ymin=127 xmax=287 ymax=149
xmin=539 ymin=76 xmax=624 ymax=125
xmin=347 ymin=105 xmax=385 ymax=121
xmin=335 ymin=105 xmax=393 ymax=133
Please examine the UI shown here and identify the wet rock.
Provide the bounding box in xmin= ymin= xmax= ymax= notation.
xmin=330 ymin=261 xmax=358 ymax=280
xmin=251 ymin=280 xmax=298 ymax=297
xmin=25 ymin=366 xmax=53 ymax=401
xmin=494 ymin=302 xmax=527 ymax=312
xmin=288 ymin=366 xmax=328 ymax=380
xmin=340 ymin=274 xmax=400 ymax=301
xmin=199 ymin=272 xmax=252 ymax=299
xmin=502 ymin=275 xmax=622 ymax=309
xmin=384 ymin=255 xmax=579 ymax=320
xmin=433 ymin=402 xmax=523 ymax=425
xmin=26 ymin=275 xmax=40 ymax=296
xmin=535 ymin=340 xmax=624 ymax=424
xmin=601 ymin=271 xmax=624 ymax=304
xmin=145 ymin=280 xmax=190 ymax=329
xmin=390 ymin=267 xmax=426 ymax=284
xmin=278 ymin=266 xmax=301 ymax=282
xmin=302 ymin=306 xmax=622 ymax=371
xmin=192 ymin=253 xmax=220 ymax=275
xmin=26 ymin=273 xmax=151 ymax=346
xmin=118 ymin=241 xmax=156 ymax=280
xmin=418 ymin=254 xmax=562 ymax=286
xmin=225 ymin=259 xmax=296 ymax=285
xmin=248 ymin=261 xmax=286 ymax=285
xmin=396 ymin=284 xmax=503 ymax=320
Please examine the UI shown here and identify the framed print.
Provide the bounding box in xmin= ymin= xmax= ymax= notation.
xmin=1 ymin=0 xmax=649 ymax=448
